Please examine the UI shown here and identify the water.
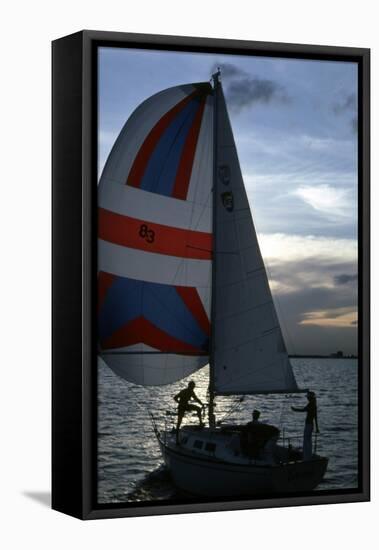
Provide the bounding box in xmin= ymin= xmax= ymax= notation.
xmin=97 ymin=358 xmax=358 ymax=503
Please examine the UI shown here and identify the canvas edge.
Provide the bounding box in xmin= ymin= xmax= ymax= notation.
xmin=52 ymin=30 xmax=370 ymax=520
xmin=52 ymin=31 xmax=85 ymax=519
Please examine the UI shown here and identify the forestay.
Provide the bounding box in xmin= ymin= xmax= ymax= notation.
xmin=98 ymin=83 xmax=214 ymax=385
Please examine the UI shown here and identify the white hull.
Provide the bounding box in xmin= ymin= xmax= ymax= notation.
xmin=157 ymin=427 xmax=328 ymax=497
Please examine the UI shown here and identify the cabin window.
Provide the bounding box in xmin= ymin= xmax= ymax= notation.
xmin=193 ymin=440 xmax=203 ymax=449
xmin=205 ymin=442 xmax=216 ymax=453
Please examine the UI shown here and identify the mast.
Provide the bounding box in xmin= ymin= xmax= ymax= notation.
xmin=208 ymin=69 xmax=220 ymax=428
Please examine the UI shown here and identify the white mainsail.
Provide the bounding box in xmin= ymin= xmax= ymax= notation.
xmin=211 ymin=78 xmax=299 ymax=395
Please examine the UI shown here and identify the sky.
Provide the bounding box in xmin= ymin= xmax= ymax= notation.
xmin=98 ymin=47 xmax=358 ymax=356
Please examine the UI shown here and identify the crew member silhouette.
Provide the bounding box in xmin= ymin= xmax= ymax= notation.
xmin=174 ymin=381 xmax=204 ymax=444
xmin=291 ymin=391 xmax=320 ymax=460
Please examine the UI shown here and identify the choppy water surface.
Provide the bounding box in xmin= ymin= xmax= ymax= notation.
xmin=97 ymin=358 xmax=358 ymax=503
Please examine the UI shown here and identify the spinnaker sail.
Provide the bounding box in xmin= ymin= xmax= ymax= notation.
xmin=98 ymin=83 xmax=214 ymax=385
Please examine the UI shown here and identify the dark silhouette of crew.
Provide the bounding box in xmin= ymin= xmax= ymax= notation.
xmin=291 ymin=391 xmax=320 ymax=460
xmin=250 ymin=409 xmax=261 ymax=424
xmin=242 ymin=409 xmax=279 ymax=459
xmin=174 ymin=381 xmax=204 ymax=443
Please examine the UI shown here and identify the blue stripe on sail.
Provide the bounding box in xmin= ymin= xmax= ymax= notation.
xmin=139 ymin=98 xmax=201 ymax=197
xmin=98 ymin=275 xmax=209 ymax=350
xmin=99 ymin=277 xmax=141 ymax=342
xmin=144 ymin=283 xmax=208 ymax=349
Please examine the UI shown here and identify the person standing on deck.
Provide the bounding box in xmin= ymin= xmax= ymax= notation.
xmin=251 ymin=409 xmax=261 ymax=424
xmin=291 ymin=391 xmax=320 ymax=460
xmin=174 ymin=381 xmax=204 ymax=444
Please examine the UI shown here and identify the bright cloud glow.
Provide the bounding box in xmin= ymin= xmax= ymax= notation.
xmin=293 ymin=184 xmax=354 ymax=217
xmin=300 ymin=307 xmax=357 ymax=328
xmin=258 ymin=232 xmax=357 ymax=264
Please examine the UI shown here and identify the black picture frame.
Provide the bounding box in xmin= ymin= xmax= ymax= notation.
xmin=52 ymin=30 xmax=370 ymax=520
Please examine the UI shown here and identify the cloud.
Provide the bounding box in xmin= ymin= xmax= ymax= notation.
xmin=258 ymin=233 xmax=357 ymax=266
xmin=239 ymin=127 xmax=358 ymax=238
xmin=267 ymin=259 xmax=356 ymax=295
xmin=333 ymin=93 xmax=357 ymax=115
xmin=300 ymin=135 xmax=337 ymax=151
xmin=300 ymin=307 xmax=357 ymax=328
xmin=293 ymin=184 xmax=354 ymax=218
xmin=267 ymin=270 xmax=358 ymax=354
xmin=333 ymin=93 xmax=358 ymax=135
xmin=212 ymin=62 xmax=247 ymax=79
xmin=254 ymin=232 xmax=358 ymax=354
xmin=227 ymin=77 xmax=289 ymax=111
xmin=271 ymin=281 xmax=358 ymax=354
xmin=334 ymin=273 xmax=358 ymax=285
xmin=212 ymin=61 xmax=290 ymax=112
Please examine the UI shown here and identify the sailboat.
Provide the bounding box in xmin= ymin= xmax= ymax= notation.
xmin=98 ymin=71 xmax=328 ymax=497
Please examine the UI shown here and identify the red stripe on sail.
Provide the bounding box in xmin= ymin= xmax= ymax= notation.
xmin=127 ymin=92 xmax=197 ymax=188
xmin=98 ymin=208 xmax=212 ymax=260
xmin=175 ymin=286 xmax=210 ymax=336
xmin=98 ymin=271 xmax=115 ymax=312
xmin=171 ymin=97 xmax=207 ymax=200
xmin=101 ymin=316 xmax=205 ymax=353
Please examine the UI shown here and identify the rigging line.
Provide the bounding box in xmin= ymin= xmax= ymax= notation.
xmin=191 ymin=97 xmax=213 ymax=208
xmin=165 ymin=205 xmax=212 ymax=342
xmin=115 ymin=378 xmax=153 ymax=436
xmin=278 ymin=395 xmax=289 ymax=428
xmin=190 ymin=185 xmax=212 ymax=232
xmin=166 ymin=124 xmax=213 ymax=292
xmin=185 ymin=245 xmax=238 ymax=255
xmin=186 ymin=103 xmax=210 ymax=228
xmin=164 ymin=200 xmax=207 ymax=289
xmin=144 ymin=384 xmax=164 ymax=414
xmin=218 ymin=396 xmax=245 ymax=424
xmin=191 ymin=94 xmax=209 ymax=202
xmin=186 ymin=245 xmax=212 ymax=253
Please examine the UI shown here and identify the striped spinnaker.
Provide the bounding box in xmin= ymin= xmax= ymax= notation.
xmin=98 ymin=83 xmax=213 ymax=385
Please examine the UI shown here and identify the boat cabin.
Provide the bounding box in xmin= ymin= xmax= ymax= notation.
xmin=174 ymin=424 xmax=282 ymax=465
